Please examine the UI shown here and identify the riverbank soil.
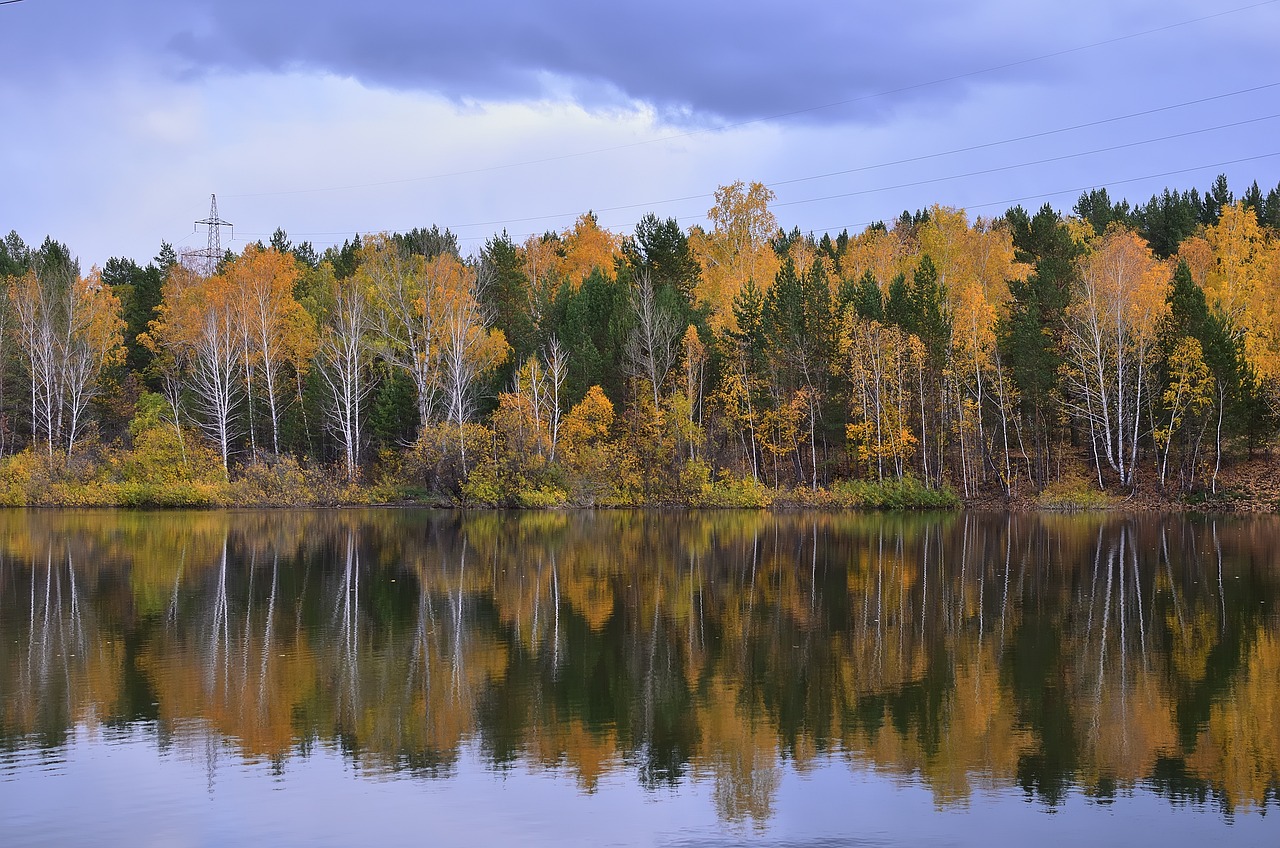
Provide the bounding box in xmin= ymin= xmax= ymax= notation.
xmin=965 ymin=453 xmax=1280 ymax=513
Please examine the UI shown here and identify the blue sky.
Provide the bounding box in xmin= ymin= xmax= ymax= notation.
xmin=2 ymin=0 xmax=1277 ymax=267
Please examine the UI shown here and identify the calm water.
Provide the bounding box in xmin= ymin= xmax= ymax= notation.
xmin=1 ymin=509 xmax=1278 ymax=847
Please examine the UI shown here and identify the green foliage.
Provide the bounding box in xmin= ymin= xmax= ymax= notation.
xmin=1035 ymin=473 xmax=1114 ymax=511
xmin=828 ymin=477 xmax=961 ymax=510
xmin=460 ymin=463 xmax=503 ymax=507
xmin=102 ymin=255 xmax=163 ymax=378
xmin=1136 ymin=188 xmax=1203 ymax=258
xmin=1073 ymin=187 xmax=1132 ymax=235
xmin=909 ymin=255 xmax=950 ymax=367
xmin=551 ymin=268 xmax=632 ymax=406
xmin=368 ymin=368 xmax=419 ymax=451
xmin=0 ymin=230 xmax=30 ymax=278
xmin=481 ymin=231 xmax=537 ymax=371
xmin=841 ymin=269 xmax=883 ymax=321
xmin=884 ymin=272 xmax=913 ymax=330
xmin=690 ymin=465 xmax=774 ymax=508
xmin=625 ymin=213 xmax=701 ymax=305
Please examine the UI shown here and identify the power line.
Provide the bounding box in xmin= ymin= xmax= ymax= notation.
xmin=243 ymin=150 xmax=1278 ymax=254
xmin=808 ymin=151 xmax=1280 ymax=235
xmin=235 ymin=110 xmax=1278 ymax=237
xmin=769 ymin=113 xmax=1280 ymax=211
xmin=767 ymin=82 xmax=1280 ymax=190
xmin=223 ymin=1 xmax=1280 ymax=200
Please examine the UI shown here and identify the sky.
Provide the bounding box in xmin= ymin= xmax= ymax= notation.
xmin=2 ymin=0 xmax=1278 ymax=269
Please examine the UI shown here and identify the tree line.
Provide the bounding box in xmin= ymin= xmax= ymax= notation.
xmin=0 ymin=174 xmax=1278 ymax=505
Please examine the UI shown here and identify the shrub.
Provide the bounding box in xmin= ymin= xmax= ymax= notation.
xmin=515 ymin=486 xmax=569 ymax=509
xmin=230 ymin=457 xmax=317 ymax=506
xmin=1036 ymin=473 xmax=1113 ymax=511
xmin=694 ymin=470 xmax=774 ymax=508
xmin=828 ymin=476 xmax=961 ymax=510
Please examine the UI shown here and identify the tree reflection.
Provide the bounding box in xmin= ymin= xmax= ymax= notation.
xmin=0 ymin=509 xmax=1277 ymax=820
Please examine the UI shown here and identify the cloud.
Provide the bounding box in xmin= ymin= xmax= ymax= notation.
xmin=11 ymin=0 xmax=1253 ymax=126
xmin=3 ymin=0 xmax=1278 ymax=269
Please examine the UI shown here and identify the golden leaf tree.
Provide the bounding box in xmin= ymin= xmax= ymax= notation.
xmin=146 ymin=262 xmax=242 ymax=475
xmin=690 ymin=181 xmax=780 ymax=337
xmin=225 ymin=245 xmax=314 ymax=457
xmin=1062 ymin=226 xmax=1169 ymax=487
xmin=8 ymin=262 xmax=125 ymax=458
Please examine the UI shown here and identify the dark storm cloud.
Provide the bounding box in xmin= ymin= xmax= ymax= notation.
xmin=1 ymin=0 xmax=1157 ymax=124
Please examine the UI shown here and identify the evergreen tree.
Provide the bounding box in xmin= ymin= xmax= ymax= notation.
xmin=549 ymin=268 xmax=631 ymax=406
xmin=910 ymin=255 xmax=949 ymax=367
xmin=1136 ymin=189 xmax=1201 ymax=258
xmin=625 ymin=214 xmax=701 ymax=306
xmin=837 ymin=269 xmax=884 ymax=322
xmin=0 ymin=231 xmax=29 ymax=278
xmin=480 ymin=231 xmax=536 ymax=367
xmin=101 ymin=256 xmax=163 ymax=378
xmin=730 ymin=277 xmax=767 ymax=373
xmin=999 ymin=204 xmax=1080 ymax=486
xmin=1201 ymin=174 xmax=1234 ymax=225
xmin=1073 ymin=188 xmax=1132 ymax=235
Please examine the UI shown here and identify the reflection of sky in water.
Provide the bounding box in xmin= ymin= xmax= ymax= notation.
xmin=2 ymin=724 xmax=1270 ymax=848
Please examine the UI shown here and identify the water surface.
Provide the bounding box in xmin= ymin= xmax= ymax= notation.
xmin=2 ymin=509 xmax=1277 ymax=846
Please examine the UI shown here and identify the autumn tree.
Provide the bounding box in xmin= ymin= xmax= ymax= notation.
xmin=225 ymin=245 xmax=314 ymax=456
xmin=690 ymin=181 xmax=780 ymax=337
xmin=7 ymin=239 xmax=126 ymax=458
xmin=315 ymin=264 xmax=377 ymax=481
xmin=1199 ymin=202 xmax=1280 ymax=426
xmin=145 ymin=261 xmax=241 ymax=474
xmin=363 ymin=234 xmax=440 ymax=438
xmin=436 ymin=257 xmax=508 ymax=473
xmin=559 ymin=385 xmax=619 ymax=504
xmin=558 ymin=212 xmax=620 ymax=288
xmin=626 ymin=270 xmax=682 ymax=414
xmin=1062 ymin=226 xmax=1169 ymax=488
xmin=918 ymin=208 xmax=1026 ymax=494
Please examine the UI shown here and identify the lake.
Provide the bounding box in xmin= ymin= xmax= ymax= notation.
xmin=1 ymin=509 xmax=1277 ymax=846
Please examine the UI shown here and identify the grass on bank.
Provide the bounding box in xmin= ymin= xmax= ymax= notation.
xmin=0 ymin=442 xmax=961 ymax=511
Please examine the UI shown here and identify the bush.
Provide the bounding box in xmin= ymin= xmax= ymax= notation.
xmin=515 ymin=486 xmax=569 ymax=509
xmin=693 ymin=469 xmax=774 ymax=508
xmin=460 ymin=463 xmax=503 ymax=507
xmin=1036 ymin=473 xmax=1113 ymax=511
xmin=827 ymin=476 xmax=961 ymax=510
xmin=230 ymin=457 xmax=321 ymax=506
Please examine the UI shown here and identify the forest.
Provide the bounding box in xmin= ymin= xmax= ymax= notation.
xmin=1 ymin=174 xmax=1278 ymax=508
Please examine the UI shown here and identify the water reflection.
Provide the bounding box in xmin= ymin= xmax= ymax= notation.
xmin=1 ymin=510 xmax=1277 ymax=824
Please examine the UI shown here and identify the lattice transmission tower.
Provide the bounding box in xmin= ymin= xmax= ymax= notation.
xmin=193 ymin=194 xmax=233 ymax=276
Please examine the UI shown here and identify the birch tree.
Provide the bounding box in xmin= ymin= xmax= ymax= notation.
xmin=9 ymin=250 xmax=124 ymax=458
xmin=1062 ymin=227 xmax=1169 ymax=488
xmin=435 ymin=256 xmax=507 ymax=474
xmin=147 ymin=263 xmax=242 ymax=474
xmin=364 ymin=235 xmax=440 ymax=437
xmin=317 ymin=269 xmax=377 ymax=481
xmin=626 ymin=271 xmax=682 ymax=414
xmin=226 ymin=245 xmax=314 ymax=456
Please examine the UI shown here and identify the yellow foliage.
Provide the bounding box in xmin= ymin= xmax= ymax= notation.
xmin=691 ymin=181 xmax=781 ymax=336
xmin=558 ymin=212 xmax=620 ymax=288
